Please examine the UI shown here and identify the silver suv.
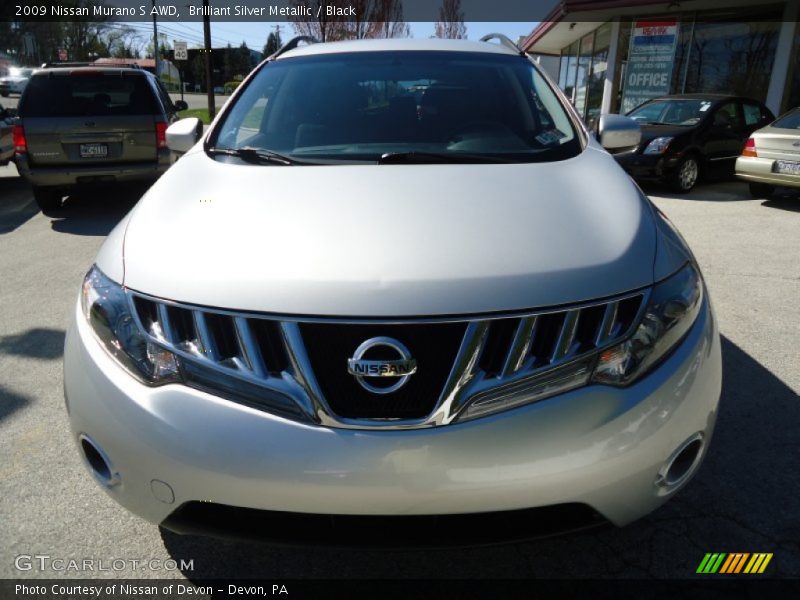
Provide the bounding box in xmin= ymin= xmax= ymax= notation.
xmin=14 ymin=66 xmax=188 ymax=213
xmin=64 ymin=37 xmax=721 ymax=545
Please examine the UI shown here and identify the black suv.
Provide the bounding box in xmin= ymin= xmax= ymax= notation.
xmin=13 ymin=66 xmax=188 ymax=212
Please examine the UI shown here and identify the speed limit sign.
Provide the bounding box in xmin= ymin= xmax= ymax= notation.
xmin=174 ymin=41 xmax=188 ymax=61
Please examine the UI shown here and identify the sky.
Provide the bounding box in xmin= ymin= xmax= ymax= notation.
xmin=128 ymin=21 xmax=538 ymax=53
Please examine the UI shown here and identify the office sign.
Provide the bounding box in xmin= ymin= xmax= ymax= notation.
xmin=621 ymin=21 xmax=679 ymax=114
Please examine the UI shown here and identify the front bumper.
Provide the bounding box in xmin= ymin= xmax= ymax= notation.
xmin=615 ymin=151 xmax=682 ymax=181
xmin=736 ymin=156 xmax=800 ymax=189
xmin=64 ymin=296 xmax=721 ymax=535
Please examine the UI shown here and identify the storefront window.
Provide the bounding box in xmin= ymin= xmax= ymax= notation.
xmin=585 ymin=23 xmax=611 ymax=125
xmin=611 ymin=19 xmax=632 ymax=114
xmin=558 ymin=52 xmax=569 ymax=90
xmin=783 ymin=24 xmax=800 ymax=113
xmin=563 ymin=41 xmax=579 ymax=104
xmin=682 ymin=12 xmax=782 ymax=102
xmin=573 ymin=33 xmax=594 ymax=118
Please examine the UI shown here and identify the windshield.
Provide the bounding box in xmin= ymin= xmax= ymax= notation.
xmin=9 ymin=67 xmax=33 ymax=78
xmin=210 ymin=51 xmax=580 ymax=163
xmin=628 ymin=99 xmax=715 ymax=126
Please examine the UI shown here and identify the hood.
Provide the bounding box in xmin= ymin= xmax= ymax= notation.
xmin=117 ymin=144 xmax=656 ymax=317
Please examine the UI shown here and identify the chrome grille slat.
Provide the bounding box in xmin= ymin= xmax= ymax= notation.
xmin=551 ymin=310 xmax=580 ymax=362
xmin=234 ymin=317 xmax=268 ymax=378
xmin=192 ymin=311 xmax=217 ymax=360
xmin=125 ymin=289 xmax=647 ymax=429
xmin=156 ymin=303 xmax=175 ymax=344
xmin=501 ymin=316 xmax=537 ymax=377
xmin=595 ymin=301 xmax=619 ymax=346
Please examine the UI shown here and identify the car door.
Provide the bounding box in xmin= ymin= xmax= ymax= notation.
xmin=0 ymin=103 xmax=13 ymax=164
xmin=702 ymin=101 xmax=746 ymax=173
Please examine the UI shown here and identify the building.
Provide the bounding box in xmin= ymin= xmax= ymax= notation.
xmin=522 ymin=0 xmax=800 ymax=123
xmin=93 ymin=57 xmax=182 ymax=91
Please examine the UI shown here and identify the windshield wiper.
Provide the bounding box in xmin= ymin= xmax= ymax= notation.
xmin=207 ymin=146 xmax=302 ymax=165
xmin=377 ymin=151 xmax=513 ymax=164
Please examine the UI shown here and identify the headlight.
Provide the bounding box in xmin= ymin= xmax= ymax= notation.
xmin=81 ymin=266 xmax=181 ymax=385
xmin=643 ymin=136 xmax=674 ymax=155
xmin=593 ymin=262 xmax=703 ymax=386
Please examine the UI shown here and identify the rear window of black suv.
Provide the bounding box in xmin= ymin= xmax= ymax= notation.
xmin=20 ymin=71 xmax=159 ymax=117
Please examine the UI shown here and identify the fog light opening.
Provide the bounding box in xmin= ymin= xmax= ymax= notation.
xmin=79 ymin=435 xmax=120 ymax=488
xmin=656 ymin=432 xmax=704 ymax=493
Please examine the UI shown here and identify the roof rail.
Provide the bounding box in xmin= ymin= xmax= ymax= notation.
xmin=40 ymin=61 xmax=93 ymax=68
xmin=479 ymin=33 xmax=525 ymax=56
xmin=40 ymin=61 xmax=143 ymax=70
xmin=268 ymin=36 xmax=320 ymax=60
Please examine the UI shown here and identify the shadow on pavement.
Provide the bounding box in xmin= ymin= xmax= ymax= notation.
xmin=0 ymin=385 xmax=32 ymax=423
xmin=159 ymin=335 xmax=799 ymax=579
xmin=0 ymin=172 xmax=38 ymax=234
xmin=762 ymin=193 xmax=800 ymax=213
xmin=0 ymin=327 xmax=66 ymax=360
xmin=48 ymin=188 xmax=144 ymax=237
xmin=641 ymin=180 xmax=753 ymax=202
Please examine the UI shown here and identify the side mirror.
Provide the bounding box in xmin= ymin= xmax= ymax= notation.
xmin=173 ymin=100 xmax=188 ymax=112
xmin=598 ymin=114 xmax=641 ymax=150
xmin=166 ymin=117 xmax=203 ymax=153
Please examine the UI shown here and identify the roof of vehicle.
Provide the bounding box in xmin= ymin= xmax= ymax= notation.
xmin=32 ymin=66 xmax=150 ymax=76
xmin=278 ymin=38 xmax=523 ymax=60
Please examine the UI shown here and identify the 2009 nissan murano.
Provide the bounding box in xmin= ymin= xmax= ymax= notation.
xmin=64 ymin=37 xmax=721 ymax=545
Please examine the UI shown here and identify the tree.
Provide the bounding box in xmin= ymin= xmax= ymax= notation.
xmin=237 ymin=41 xmax=254 ymax=74
xmin=262 ymin=31 xmax=282 ymax=57
xmin=105 ymin=26 xmax=142 ymax=59
xmin=435 ymin=0 xmax=467 ymax=40
xmin=288 ymin=0 xmax=348 ymax=42
xmin=289 ymin=0 xmax=410 ymax=41
xmin=372 ymin=0 xmax=411 ymax=39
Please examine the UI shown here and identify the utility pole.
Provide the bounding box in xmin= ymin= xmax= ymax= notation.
xmin=151 ymin=0 xmax=159 ymax=76
xmin=203 ymin=0 xmax=214 ymax=119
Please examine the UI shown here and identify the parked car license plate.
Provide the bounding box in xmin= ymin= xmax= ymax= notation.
xmin=80 ymin=143 xmax=108 ymax=158
xmin=774 ymin=160 xmax=800 ymax=176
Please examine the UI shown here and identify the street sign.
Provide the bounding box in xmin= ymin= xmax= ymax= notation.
xmin=174 ymin=41 xmax=188 ymax=61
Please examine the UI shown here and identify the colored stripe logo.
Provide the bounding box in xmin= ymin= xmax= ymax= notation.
xmin=697 ymin=553 xmax=773 ymax=574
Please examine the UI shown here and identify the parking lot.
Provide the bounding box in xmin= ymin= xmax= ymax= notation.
xmin=1 ymin=161 xmax=798 ymax=580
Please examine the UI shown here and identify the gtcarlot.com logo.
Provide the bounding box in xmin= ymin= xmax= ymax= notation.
xmin=697 ymin=553 xmax=773 ymax=574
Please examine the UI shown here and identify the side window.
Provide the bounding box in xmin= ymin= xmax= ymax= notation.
xmin=713 ymin=102 xmax=742 ymax=129
xmin=742 ymin=102 xmax=763 ymax=126
xmin=153 ymin=78 xmax=174 ymax=113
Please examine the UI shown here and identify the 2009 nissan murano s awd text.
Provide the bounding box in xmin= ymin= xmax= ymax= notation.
xmin=64 ymin=37 xmax=721 ymax=546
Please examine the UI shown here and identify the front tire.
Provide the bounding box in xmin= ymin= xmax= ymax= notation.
xmin=33 ymin=187 xmax=63 ymax=215
xmin=668 ymin=155 xmax=700 ymax=194
xmin=749 ymin=182 xmax=775 ymax=198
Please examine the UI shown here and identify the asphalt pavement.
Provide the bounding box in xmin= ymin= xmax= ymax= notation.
xmin=1 ymin=163 xmax=798 ymax=580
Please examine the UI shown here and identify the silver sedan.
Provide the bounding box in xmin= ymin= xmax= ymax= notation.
xmin=736 ymin=108 xmax=800 ymax=197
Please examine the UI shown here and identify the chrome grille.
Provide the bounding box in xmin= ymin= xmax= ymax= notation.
xmin=126 ymin=291 xmax=646 ymax=429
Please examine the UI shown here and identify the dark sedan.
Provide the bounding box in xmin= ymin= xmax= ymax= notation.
xmin=614 ymin=94 xmax=774 ymax=192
